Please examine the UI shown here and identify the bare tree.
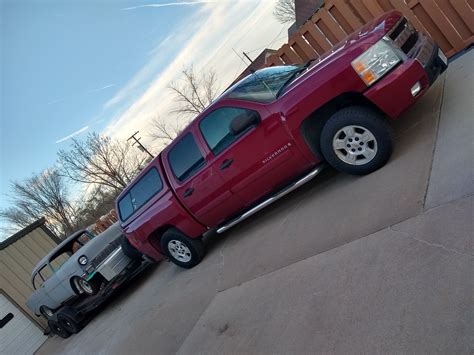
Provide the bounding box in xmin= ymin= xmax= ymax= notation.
xmin=0 ymin=169 xmax=79 ymax=238
xmin=168 ymin=66 xmax=220 ymax=117
xmin=274 ymin=0 xmax=295 ymax=24
xmin=58 ymin=133 xmax=148 ymax=193
xmin=149 ymin=115 xmax=185 ymax=145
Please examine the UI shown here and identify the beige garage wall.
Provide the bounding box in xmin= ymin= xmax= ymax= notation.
xmin=0 ymin=219 xmax=61 ymax=330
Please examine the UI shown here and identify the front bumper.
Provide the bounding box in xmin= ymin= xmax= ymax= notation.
xmin=410 ymin=33 xmax=448 ymax=85
xmin=96 ymin=246 xmax=132 ymax=281
xmin=364 ymin=34 xmax=448 ymax=118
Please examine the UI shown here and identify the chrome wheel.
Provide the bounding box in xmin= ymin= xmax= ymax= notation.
xmin=167 ymin=240 xmax=192 ymax=263
xmin=78 ymin=279 xmax=94 ymax=295
xmin=332 ymin=125 xmax=378 ymax=165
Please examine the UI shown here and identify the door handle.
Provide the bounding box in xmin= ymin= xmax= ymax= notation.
xmin=220 ymin=159 xmax=234 ymax=170
xmin=183 ymin=188 xmax=194 ymax=197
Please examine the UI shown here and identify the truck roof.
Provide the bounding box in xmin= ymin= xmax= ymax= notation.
xmin=30 ymin=229 xmax=87 ymax=277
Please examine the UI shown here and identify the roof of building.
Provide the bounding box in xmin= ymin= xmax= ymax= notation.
xmin=0 ymin=218 xmax=50 ymax=250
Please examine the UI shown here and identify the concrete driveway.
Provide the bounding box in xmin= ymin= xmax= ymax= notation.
xmin=37 ymin=50 xmax=473 ymax=354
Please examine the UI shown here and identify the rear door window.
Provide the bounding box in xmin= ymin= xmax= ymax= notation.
xmin=168 ymin=133 xmax=205 ymax=181
xmin=118 ymin=168 xmax=163 ymax=221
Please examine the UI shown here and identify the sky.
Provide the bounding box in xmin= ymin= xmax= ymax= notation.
xmin=0 ymin=0 xmax=289 ymax=238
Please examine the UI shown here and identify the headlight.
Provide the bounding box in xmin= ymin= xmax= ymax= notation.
xmin=78 ymin=255 xmax=88 ymax=265
xmin=352 ymin=39 xmax=400 ymax=86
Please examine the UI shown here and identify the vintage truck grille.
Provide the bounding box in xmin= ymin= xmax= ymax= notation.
xmin=90 ymin=237 xmax=121 ymax=269
xmin=387 ymin=17 xmax=418 ymax=55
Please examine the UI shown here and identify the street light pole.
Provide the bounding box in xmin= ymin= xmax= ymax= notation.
xmin=127 ymin=131 xmax=154 ymax=159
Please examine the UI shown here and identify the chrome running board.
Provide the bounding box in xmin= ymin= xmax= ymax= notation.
xmin=216 ymin=164 xmax=325 ymax=234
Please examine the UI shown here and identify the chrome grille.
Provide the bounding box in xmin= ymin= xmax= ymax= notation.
xmin=90 ymin=237 xmax=121 ymax=269
xmin=387 ymin=17 xmax=418 ymax=55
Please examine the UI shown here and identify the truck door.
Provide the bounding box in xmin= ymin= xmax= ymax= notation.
xmin=164 ymin=131 xmax=244 ymax=227
xmin=197 ymin=103 xmax=312 ymax=210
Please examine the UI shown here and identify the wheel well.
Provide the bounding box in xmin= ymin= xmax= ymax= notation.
xmin=148 ymin=225 xmax=174 ymax=254
xmin=300 ymin=92 xmax=383 ymax=159
xmin=69 ymin=277 xmax=80 ymax=295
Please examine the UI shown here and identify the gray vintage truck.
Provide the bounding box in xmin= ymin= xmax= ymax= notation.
xmin=26 ymin=223 xmax=146 ymax=338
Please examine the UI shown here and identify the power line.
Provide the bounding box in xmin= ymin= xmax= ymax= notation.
xmin=245 ymin=26 xmax=287 ymax=54
xmin=232 ymin=48 xmax=251 ymax=66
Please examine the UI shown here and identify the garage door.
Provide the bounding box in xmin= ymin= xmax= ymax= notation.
xmin=0 ymin=294 xmax=47 ymax=354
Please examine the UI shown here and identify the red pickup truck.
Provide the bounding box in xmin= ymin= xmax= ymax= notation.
xmin=116 ymin=11 xmax=447 ymax=268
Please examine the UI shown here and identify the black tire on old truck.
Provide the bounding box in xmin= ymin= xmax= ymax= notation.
xmin=57 ymin=307 xmax=83 ymax=334
xmin=320 ymin=106 xmax=393 ymax=175
xmin=160 ymin=229 xmax=204 ymax=269
xmin=48 ymin=319 xmax=71 ymax=338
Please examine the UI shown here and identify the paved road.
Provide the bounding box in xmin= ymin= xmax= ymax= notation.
xmin=37 ymin=50 xmax=473 ymax=354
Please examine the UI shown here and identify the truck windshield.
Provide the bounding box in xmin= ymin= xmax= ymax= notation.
xmin=227 ymin=65 xmax=304 ymax=103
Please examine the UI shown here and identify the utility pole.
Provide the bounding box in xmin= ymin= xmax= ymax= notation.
xmin=128 ymin=131 xmax=153 ymax=159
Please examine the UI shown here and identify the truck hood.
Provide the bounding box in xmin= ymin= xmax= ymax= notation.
xmin=283 ymin=11 xmax=402 ymax=92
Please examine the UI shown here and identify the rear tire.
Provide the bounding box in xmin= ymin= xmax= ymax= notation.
xmin=48 ymin=320 xmax=71 ymax=339
xmin=320 ymin=106 xmax=393 ymax=175
xmin=57 ymin=308 xmax=82 ymax=334
xmin=160 ymin=229 xmax=204 ymax=269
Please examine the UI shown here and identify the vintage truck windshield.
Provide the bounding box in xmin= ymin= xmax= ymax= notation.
xmin=228 ymin=65 xmax=303 ymax=103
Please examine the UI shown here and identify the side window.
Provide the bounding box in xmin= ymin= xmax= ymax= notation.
xmin=200 ymin=107 xmax=259 ymax=155
xmin=130 ymin=168 xmax=163 ymax=208
xmin=118 ymin=193 xmax=134 ymax=221
xmin=33 ymin=273 xmax=44 ymax=290
xmin=33 ymin=265 xmax=53 ymax=289
xmin=118 ymin=168 xmax=163 ymax=221
xmin=168 ymin=133 xmax=205 ymax=181
xmin=49 ymin=252 xmax=70 ymax=271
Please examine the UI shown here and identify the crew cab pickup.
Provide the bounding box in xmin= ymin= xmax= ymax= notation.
xmin=116 ymin=11 xmax=447 ymax=268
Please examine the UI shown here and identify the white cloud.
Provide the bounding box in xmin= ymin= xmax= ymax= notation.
xmin=55 ymin=125 xmax=89 ymax=143
xmin=121 ymin=1 xmax=215 ymax=11
xmin=104 ymin=0 xmax=287 ymax=151
xmin=47 ymin=83 xmax=115 ymax=105
xmin=87 ymin=84 xmax=115 ymax=94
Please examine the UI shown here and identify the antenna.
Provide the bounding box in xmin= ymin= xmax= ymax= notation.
xmin=232 ymin=48 xmax=250 ymax=67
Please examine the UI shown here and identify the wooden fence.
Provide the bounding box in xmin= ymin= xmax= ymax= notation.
xmin=266 ymin=0 xmax=473 ymax=66
xmin=88 ymin=209 xmax=118 ymax=235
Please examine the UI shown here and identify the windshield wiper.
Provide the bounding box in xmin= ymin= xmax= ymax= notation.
xmin=276 ymin=59 xmax=316 ymax=98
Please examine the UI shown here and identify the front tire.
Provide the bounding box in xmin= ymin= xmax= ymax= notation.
xmin=320 ymin=106 xmax=393 ymax=175
xmin=72 ymin=276 xmax=99 ymax=296
xmin=160 ymin=229 xmax=204 ymax=269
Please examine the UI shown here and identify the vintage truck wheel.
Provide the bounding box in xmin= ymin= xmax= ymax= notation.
xmin=160 ymin=229 xmax=204 ymax=269
xmin=48 ymin=320 xmax=71 ymax=338
xmin=72 ymin=276 xmax=99 ymax=296
xmin=320 ymin=106 xmax=393 ymax=175
xmin=57 ymin=308 xmax=82 ymax=334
